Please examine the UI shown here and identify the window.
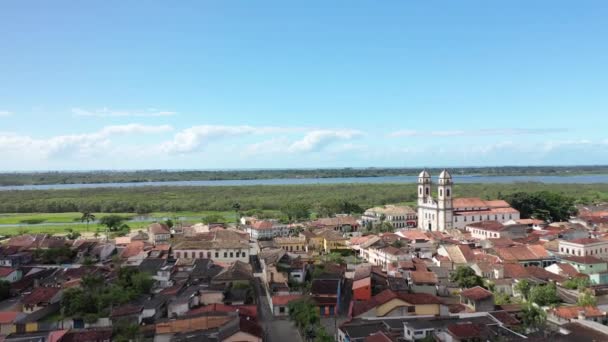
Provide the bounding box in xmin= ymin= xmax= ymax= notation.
xmin=419 ymin=188 xmax=422 ymax=195
xmin=175 ymin=252 xmax=181 ymax=258
xmin=230 ymin=252 xmax=234 ymax=258
xmin=207 ymin=252 xmax=211 ymax=258
xmin=279 ymin=307 xmax=285 ymax=313
xmin=224 ymin=252 xmax=227 ymax=258
xmin=447 ymin=189 xmax=451 ymax=197
xmin=439 ymin=189 xmax=443 ymax=196
xmin=215 ymin=252 xmax=219 ymax=258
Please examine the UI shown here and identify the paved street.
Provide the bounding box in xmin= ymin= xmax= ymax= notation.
xmin=254 ymin=277 xmax=303 ymax=342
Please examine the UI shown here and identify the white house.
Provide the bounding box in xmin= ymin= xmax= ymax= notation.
xmin=559 ymin=238 xmax=608 ymax=258
xmin=362 ymin=205 xmax=417 ymax=229
xmin=245 ymin=220 xmax=293 ymax=240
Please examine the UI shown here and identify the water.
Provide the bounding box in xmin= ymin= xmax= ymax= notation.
xmin=1 ymin=174 xmax=608 ymax=191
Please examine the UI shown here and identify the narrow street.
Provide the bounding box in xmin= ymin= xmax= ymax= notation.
xmin=254 ymin=277 xmax=303 ymax=342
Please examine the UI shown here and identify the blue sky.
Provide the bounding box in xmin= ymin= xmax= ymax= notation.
xmin=1 ymin=1 xmax=607 ymax=170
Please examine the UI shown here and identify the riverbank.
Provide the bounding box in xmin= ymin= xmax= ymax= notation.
xmin=2 ymin=166 xmax=608 ymax=187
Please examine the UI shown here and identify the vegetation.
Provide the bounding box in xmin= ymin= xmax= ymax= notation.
xmin=287 ymin=298 xmax=333 ymax=342
xmin=577 ymin=289 xmax=597 ymax=307
xmin=450 ymin=266 xmax=484 ymax=289
xmin=3 ymin=166 xmax=608 ymax=186
xmin=61 ymin=268 xmax=153 ymax=322
xmin=514 ymin=280 xmax=532 ymax=300
xmin=562 ymin=277 xmax=590 ymax=291
xmin=80 ymin=212 xmax=96 ymax=232
xmin=528 ymin=284 xmax=560 ymax=306
xmin=502 ymin=191 xmax=578 ymax=221
xmin=34 ymin=246 xmax=76 ymax=264
xmin=521 ymin=303 xmax=547 ymax=331
xmin=1 ymin=182 xmax=607 ymax=216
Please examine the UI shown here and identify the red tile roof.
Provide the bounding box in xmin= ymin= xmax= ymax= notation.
xmin=453 ymin=198 xmax=488 ymax=208
xmin=460 ymin=286 xmax=493 ymax=301
xmin=562 ymin=255 xmax=605 ymax=264
xmin=410 ymin=271 xmax=438 ymax=285
xmin=350 ymin=289 xmax=441 ymax=317
xmin=22 ymin=287 xmax=61 ymax=305
xmin=447 ymin=323 xmax=483 ymax=339
xmin=525 ymin=266 xmax=566 ymax=283
xmin=503 ymin=263 xmax=529 ymax=279
xmin=467 ymin=221 xmax=505 ymax=231
xmin=0 ymin=312 xmax=21 ymax=324
xmin=149 ymin=223 xmax=170 ymax=234
xmin=551 ymin=306 xmax=605 ymax=320
xmin=353 ymin=277 xmax=371 ymax=290
xmin=186 ymin=303 xmax=258 ymax=319
xmin=272 ymin=295 xmax=304 ymax=306
xmin=495 ymin=245 xmax=549 ymax=261
xmin=489 ymin=311 xmax=520 ymax=326
xmin=251 ymin=220 xmax=274 ymax=230
xmin=120 ymin=241 xmax=146 ymax=258
xmin=238 ymin=317 xmax=263 ymax=338
xmin=364 ymin=332 xmax=394 ymax=342
xmin=0 ymin=267 xmax=16 ymax=277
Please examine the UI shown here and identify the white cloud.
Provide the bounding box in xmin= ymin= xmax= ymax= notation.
xmin=0 ymin=124 xmax=173 ymax=160
xmin=389 ymin=128 xmax=568 ymax=137
xmin=72 ymin=107 xmax=177 ymax=118
xmin=287 ymin=129 xmax=363 ymax=153
xmin=160 ymin=125 xmax=298 ymax=154
xmin=0 ymin=110 xmax=12 ymax=117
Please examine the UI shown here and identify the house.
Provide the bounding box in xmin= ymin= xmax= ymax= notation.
xmin=172 ymin=232 xmax=250 ymax=264
xmin=21 ymin=287 xmax=62 ymax=313
xmin=0 ymin=246 xmax=32 ymax=267
xmin=148 ymin=223 xmax=171 ymax=245
xmin=273 ymin=236 xmax=307 ymax=253
xmin=245 ymin=220 xmax=292 ymax=240
xmin=545 ymin=262 xmax=588 ymax=279
xmin=561 ymin=255 xmax=608 ymax=284
xmin=0 ymin=312 xmax=24 ymax=336
xmin=494 ymin=244 xmax=555 ymax=267
xmin=361 ymin=205 xmax=417 ymax=229
xmin=549 ymin=305 xmax=607 ymax=324
xmin=409 ymin=271 xmax=438 ymax=295
xmin=311 ymin=215 xmax=360 ymax=233
xmin=312 ymin=278 xmax=342 ymax=316
xmin=138 ymin=258 xmax=173 ymax=288
xmin=460 ymin=286 xmax=494 ymax=312
xmin=465 ymin=221 xmax=527 ymax=240
xmin=320 ymin=230 xmax=349 ymax=253
xmin=559 ymin=238 xmax=608 ymax=258
xmin=119 ymin=241 xmax=149 ymax=266
xmin=110 ymin=303 xmax=144 ymax=325
xmin=272 ymin=294 xmax=303 ymax=317
xmin=436 ymin=244 xmax=475 ymax=269
xmin=211 ymin=260 xmax=253 ymax=287
xmin=349 ymin=289 xmax=443 ymax=318
xmin=396 ymin=230 xmax=435 ymax=259
xmin=0 ymin=267 xmax=22 ymax=283
xmin=353 ymin=277 xmax=372 ymax=301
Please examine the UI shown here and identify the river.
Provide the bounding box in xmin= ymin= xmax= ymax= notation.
xmin=2 ymin=174 xmax=608 ymax=191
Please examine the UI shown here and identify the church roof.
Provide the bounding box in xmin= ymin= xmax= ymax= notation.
xmin=418 ymin=170 xmax=431 ymax=178
xmin=439 ymin=169 xmax=452 ymax=179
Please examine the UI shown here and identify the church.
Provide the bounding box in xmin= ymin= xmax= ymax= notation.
xmin=417 ymin=170 xmax=520 ymax=232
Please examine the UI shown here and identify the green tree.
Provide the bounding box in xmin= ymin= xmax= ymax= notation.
xmin=450 ymin=266 xmax=484 ymax=289
xmin=577 ymin=289 xmax=597 ymax=307
xmin=504 ymin=191 xmax=577 ymax=222
xmin=99 ymin=215 xmax=126 ymax=232
xmin=494 ymin=292 xmax=512 ymax=305
xmin=0 ymin=280 xmax=10 ymax=301
xmin=80 ymin=212 xmax=96 ymax=232
xmin=528 ymin=284 xmax=560 ymax=306
xmin=288 ymin=298 xmax=320 ymax=330
xmin=521 ymin=303 xmax=547 ymax=331
xmin=281 ymin=202 xmax=311 ymax=222
xmin=514 ymin=279 xmax=532 ymax=300
xmin=202 ymin=214 xmax=226 ymax=224
xmin=232 ymin=202 xmax=242 ymax=227
xmin=65 ymin=228 xmax=81 ymax=240
xmin=563 ymin=277 xmax=590 ymax=291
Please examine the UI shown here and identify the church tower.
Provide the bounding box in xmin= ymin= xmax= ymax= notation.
xmin=417 ymin=170 xmax=432 ymax=230
xmin=437 ymin=169 xmax=453 ymax=231
xmin=417 ymin=170 xmax=431 ymax=206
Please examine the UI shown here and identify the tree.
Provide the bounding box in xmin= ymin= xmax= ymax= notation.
xmin=494 ymin=292 xmax=512 ymax=305
xmin=563 ymin=277 xmax=590 ymax=291
xmin=391 ymin=240 xmax=404 ymax=248
xmin=80 ymin=212 xmax=96 ymax=232
xmin=202 ymin=214 xmax=226 ymax=224
xmin=66 ymin=228 xmax=81 ymax=240
xmin=0 ymin=280 xmax=10 ymax=301
xmin=577 ymin=289 xmax=597 ymax=307
xmin=99 ymin=215 xmax=126 ymax=232
xmin=281 ymin=202 xmax=311 ymax=222
xmin=288 ymin=298 xmax=320 ymax=330
xmin=232 ymin=202 xmax=241 ymax=227
xmin=514 ymin=279 xmax=532 ymax=300
xmin=521 ymin=303 xmax=547 ymax=331
xmin=503 ymin=191 xmax=577 ymax=222
xmin=528 ymin=284 xmax=560 ymax=306
xmin=450 ymin=266 xmax=484 ymax=289
xmin=164 ymin=218 xmax=174 ymax=229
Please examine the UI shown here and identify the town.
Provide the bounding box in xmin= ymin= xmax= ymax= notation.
xmin=1 ymin=170 xmax=608 ymax=341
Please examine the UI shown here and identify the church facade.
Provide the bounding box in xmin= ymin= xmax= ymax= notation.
xmin=417 ymin=170 xmax=520 ymax=232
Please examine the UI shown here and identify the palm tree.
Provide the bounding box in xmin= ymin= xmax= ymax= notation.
xmin=232 ymin=202 xmax=241 ymax=228
xmin=80 ymin=212 xmax=96 ymax=232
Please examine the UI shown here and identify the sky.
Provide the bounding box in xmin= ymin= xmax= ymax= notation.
xmin=1 ymin=1 xmax=608 ymax=171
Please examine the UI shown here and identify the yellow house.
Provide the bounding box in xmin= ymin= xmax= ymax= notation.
xmin=350 ymin=289 xmax=442 ymax=318
xmin=273 ymin=236 xmax=308 ymax=253
xmin=314 ymin=230 xmax=348 ymax=253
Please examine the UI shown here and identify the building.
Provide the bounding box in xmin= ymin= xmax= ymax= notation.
xmin=148 ymin=223 xmax=171 ymax=245
xmin=460 ymin=286 xmax=494 ymax=312
xmin=273 ymin=236 xmax=308 ymax=253
xmin=409 ymin=271 xmax=438 ymax=295
xmin=172 ymin=231 xmax=250 ymax=264
xmin=362 ymin=205 xmax=417 ymax=229
xmin=271 ymin=294 xmax=303 ymax=317
xmin=21 ymin=287 xmax=62 ymax=313
xmin=559 ymin=238 xmax=608 ymax=258
xmin=0 ymin=267 xmax=22 ymax=283
xmin=417 ymin=170 xmax=520 ymax=232
xmin=245 ymin=220 xmax=292 ymax=240
xmin=465 ymin=221 xmax=527 ymax=240
xmin=352 ymin=277 xmax=372 ymax=301
xmin=311 ymin=215 xmax=360 ymax=233
xmin=349 ymin=289 xmax=443 ymax=318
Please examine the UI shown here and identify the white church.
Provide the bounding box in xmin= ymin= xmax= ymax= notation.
xmin=417 ymin=170 xmax=520 ymax=232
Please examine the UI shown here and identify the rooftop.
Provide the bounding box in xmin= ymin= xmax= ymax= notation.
xmin=460 ymin=286 xmax=493 ymax=301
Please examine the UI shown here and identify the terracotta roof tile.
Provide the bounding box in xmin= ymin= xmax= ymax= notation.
xmin=410 ymin=271 xmax=438 ymax=285
xmin=22 ymin=287 xmax=61 ymax=305
xmin=272 ymin=295 xmax=303 ymax=306
xmin=448 ymin=322 xmax=483 ymax=338
xmin=460 ymin=286 xmax=493 ymax=301
xmin=551 ymin=306 xmax=605 ymax=320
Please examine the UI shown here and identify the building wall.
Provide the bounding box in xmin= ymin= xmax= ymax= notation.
xmin=559 ymin=241 xmax=608 ymax=258
xmin=173 ymin=248 xmax=249 ymax=263
xmin=353 ymin=284 xmax=371 ymax=301
xmin=410 ymin=284 xmax=437 ymax=296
